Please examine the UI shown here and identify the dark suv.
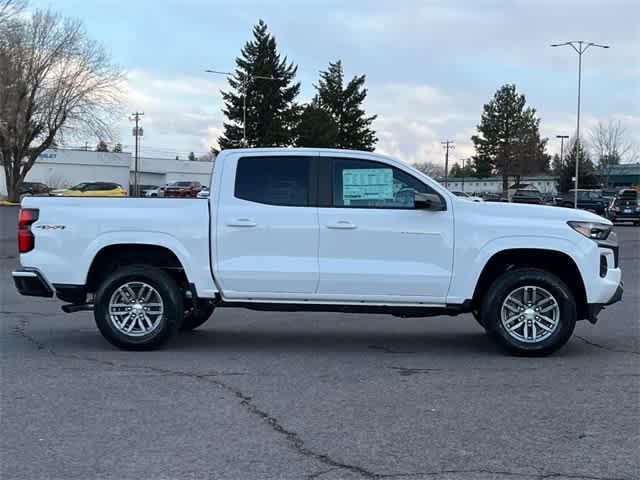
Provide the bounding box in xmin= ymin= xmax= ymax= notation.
xmin=164 ymin=181 xmax=203 ymax=198
xmin=608 ymin=189 xmax=639 ymax=225
xmin=555 ymin=189 xmax=608 ymax=215
xmin=511 ymin=189 xmax=543 ymax=205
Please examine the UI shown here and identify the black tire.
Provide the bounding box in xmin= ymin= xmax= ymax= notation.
xmin=94 ymin=265 xmax=184 ymax=350
xmin=472 ymin=309 xmax=487 ymax=329
xmin=181 ymin=300 xmax=215 ymax=331
xmin=480 ymin=268 xmax=576 ymax=356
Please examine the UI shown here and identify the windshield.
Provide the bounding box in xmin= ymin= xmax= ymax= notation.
xmin=69 ymin=183 xmax=89 ymax=190
xmin=452 ymin=191 xmax=469 ymax=197
xmin=169 ymin=182 xmax=191 ymax=187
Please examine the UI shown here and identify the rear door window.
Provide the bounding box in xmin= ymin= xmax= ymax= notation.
xmin=235 ymin=156 xmax=311 ymax=207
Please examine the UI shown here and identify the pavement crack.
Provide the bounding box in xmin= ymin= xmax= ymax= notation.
xmin=575 ymin=335 xmax=640 ymax=356
xmin=9 ymin=318 xmax=377 ymax=479
xmin=368 ymin=345 xmax=416 ymax=354
xmin=388 ymin=366 xmax=444 ymax=376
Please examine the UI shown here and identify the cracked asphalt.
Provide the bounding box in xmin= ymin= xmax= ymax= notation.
xmin=1 ymin=205 xmax=638 ymax=480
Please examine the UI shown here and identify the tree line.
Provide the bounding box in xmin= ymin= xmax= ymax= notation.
xmin=217 ymin=20 xmax=377 ymax=152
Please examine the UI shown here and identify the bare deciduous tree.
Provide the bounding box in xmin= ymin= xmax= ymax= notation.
xmin=0 ymin=9 xmax=122 ymax=201
xmin=0 ymin=0 xmax=26 ymax=23
xmin=589 ymin=120 xmax=639 ymax=188
xmin=412 ymin=161 xmax=445 ymax=178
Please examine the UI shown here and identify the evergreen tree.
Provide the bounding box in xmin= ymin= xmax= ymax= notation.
xmin=188 ymin=151 xmax=196 ymax=161
xmin=112 ymin=143 xmax=123 ymax=153
xmin=218 ymin=20 xmax=301 ymax=149
xmin=296 ymin=101 xmax=339 ymax=148
xmin=96 ymin=140 xmax=109 ymax=152
xmin=470 ymin=155 xmax=492 ymax=178
xmin=449 ymin=162 xmax=474 ymax=177
xmin=313 ymin=60 xmax=377 ymax=151
xmin=471 ymin=84 xmax=549 ymax=193
xmin=557 ymin=140 xmax=598 ymax=192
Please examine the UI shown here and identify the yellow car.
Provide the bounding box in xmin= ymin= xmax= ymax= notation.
xmin=51 ymin=182 xmax=127 ymax=197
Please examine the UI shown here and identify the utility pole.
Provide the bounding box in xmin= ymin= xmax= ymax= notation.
xmin=441 ymin=140 xmax=455 ymax=188
xmin=130 ymin=112 xmax=144 ymax=197
xmin=461 ymin=157 xmax=466 ymax=193
xmin=551 ymin=40 xmax=609 ymax=207
xmin=556 ymin=135 xmax=569 ymax=170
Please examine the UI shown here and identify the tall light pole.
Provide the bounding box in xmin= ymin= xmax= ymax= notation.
xmin=205 ymin=69 xmax=278 ymax=146
xmin=556 ymin=134 xmax=569 ymax=170
xmin=551 ymin=41 xmax=609 ymax=208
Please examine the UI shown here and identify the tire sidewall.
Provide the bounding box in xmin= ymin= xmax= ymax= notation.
xmin=482 ymin=268 xmax=577 ymax=356
xmin=94 ymin=265 xmax=183 ymax=350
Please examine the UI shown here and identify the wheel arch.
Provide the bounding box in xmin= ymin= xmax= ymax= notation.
xmin=86 ymin=243 xmax=190 ymax=293
xmin=471 ymin=248 xmax=588 ymax=319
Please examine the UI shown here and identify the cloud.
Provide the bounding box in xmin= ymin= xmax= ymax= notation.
xmin=116 ymin=70 xmax=227 ymax=157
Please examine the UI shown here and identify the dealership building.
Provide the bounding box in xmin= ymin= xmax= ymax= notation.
xmin=0 ymin=148 xmax=214 ymax=195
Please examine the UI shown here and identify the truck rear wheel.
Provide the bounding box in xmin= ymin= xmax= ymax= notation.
xmin=181 ymin=300 xmax=215 ymax=331
xmin=94 ymin=265 xmax=184 ymax=350
xmin=480 ymin=268 xmax=576 ymax=356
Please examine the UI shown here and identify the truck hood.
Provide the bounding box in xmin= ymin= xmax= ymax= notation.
xmin=455 ymin=198 xmax=611 ymax=225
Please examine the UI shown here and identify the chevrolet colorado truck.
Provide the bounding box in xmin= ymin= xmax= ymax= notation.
xmin=12 ymin=148 xmax=623 ymax=355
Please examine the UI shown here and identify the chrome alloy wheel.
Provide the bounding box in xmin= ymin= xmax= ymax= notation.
xmin=500 ymin=286 xmax=560 ymax=343
xmin=108 ymin=281 xmax=164 ymax=337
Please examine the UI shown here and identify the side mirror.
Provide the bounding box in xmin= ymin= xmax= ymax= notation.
xmin=414 ymin=192 xmax=445 ymax=211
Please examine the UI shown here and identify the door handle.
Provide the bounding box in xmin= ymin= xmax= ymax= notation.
xmin=227 ymin=218 xmax=257 ymax=227
xmin=327 ymin=221 xmax=357 ymax=230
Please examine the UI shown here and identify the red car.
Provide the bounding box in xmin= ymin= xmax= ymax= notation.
xmin=163 ymin=181 xmax=203 ymax=198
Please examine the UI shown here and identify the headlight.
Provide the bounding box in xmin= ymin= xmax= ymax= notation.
xmin=567 ymin=221 xmax=612 ymax=240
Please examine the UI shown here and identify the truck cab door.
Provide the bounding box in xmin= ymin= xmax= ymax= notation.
xmin=316 ymin=153 xmax=454 ymax=303
xmin=214 ymin=153 xmax=320 ymax=298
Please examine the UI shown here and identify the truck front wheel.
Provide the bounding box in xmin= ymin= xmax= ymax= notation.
xmin=94 ymin=265 xmax=184 ymax=350
xmin=480 ymin=268 xmax=576 ymax=356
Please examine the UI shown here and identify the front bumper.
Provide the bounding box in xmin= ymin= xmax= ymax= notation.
xmin=12 ymin=270 xmax=54 ymax=297
xmin=586 ymin=282 xmax=623 ymax=324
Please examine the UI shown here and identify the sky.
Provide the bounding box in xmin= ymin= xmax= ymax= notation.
xmin=27 ymin=0 xmax=640 ymax=167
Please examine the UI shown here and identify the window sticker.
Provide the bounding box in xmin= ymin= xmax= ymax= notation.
xmin=342 ymin=168 xmax=393 ymax=205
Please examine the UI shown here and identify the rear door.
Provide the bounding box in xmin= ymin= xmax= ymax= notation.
xmin=215 ymin=153 xmax=320 ymax=298
xmin=316 ymin=153 xmax=454 ymax=303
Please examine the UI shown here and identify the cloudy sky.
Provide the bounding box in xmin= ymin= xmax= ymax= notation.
xmin=29 ymin=0 xmax=640 ymax=167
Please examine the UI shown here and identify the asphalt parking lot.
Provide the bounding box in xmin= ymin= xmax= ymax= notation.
xmin=1 ymin=205 xmax=638 ymax=480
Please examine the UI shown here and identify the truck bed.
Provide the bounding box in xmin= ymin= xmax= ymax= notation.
xmin=19 ymin=196 xmax=217 ymax=298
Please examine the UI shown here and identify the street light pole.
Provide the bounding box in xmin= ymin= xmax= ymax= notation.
xmin=205 ymin=69 xmax=277 ymax=147
xmin=550 ymin=41 xmax=609 ymax=208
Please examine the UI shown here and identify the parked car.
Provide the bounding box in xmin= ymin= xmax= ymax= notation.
xmin=12 ymin=148 xmax=622 ymax=356
xmin=50 ymin=182 xmax=127 ymax=197
xmin=163 ymin=181 xmax=202 ymax=198
xmin=197 ymin=186 xmax=210 ymax=199
xmin=481 ymin=192 xmax=507 ymax=202
xmin=450 ymin=191 xmax=483 ymax=202
xmin=145 ymin=186 xmax=166 ymax=197
xmin=138 ymin=185 xmax=159 ymax=197
xmin=555 ymin=189 xmax=608 ymax=215
xmin=511 ymin=189 xmax=544 ymax=205
xmin=607 ymin=189 xmax=639 ymax=225
xmin=19 ymin=182 xmax=50 ymax=198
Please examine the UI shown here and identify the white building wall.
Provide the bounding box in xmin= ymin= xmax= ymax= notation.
xmin=0 ymin=149 xmax=131 ymax=195
xmin=1 ymin=149 xmax=215 ymax=195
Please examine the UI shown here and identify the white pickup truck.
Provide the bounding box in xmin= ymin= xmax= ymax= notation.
xmin=12 ymin=148 xmax=623 ymax=355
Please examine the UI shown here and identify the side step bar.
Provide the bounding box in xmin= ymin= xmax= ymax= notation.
xmin=61 ymin=303 xmax=94 ymax=313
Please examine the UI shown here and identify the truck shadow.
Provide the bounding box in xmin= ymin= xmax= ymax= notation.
xmin=172 ymin=327 xmax=501 ymax=355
